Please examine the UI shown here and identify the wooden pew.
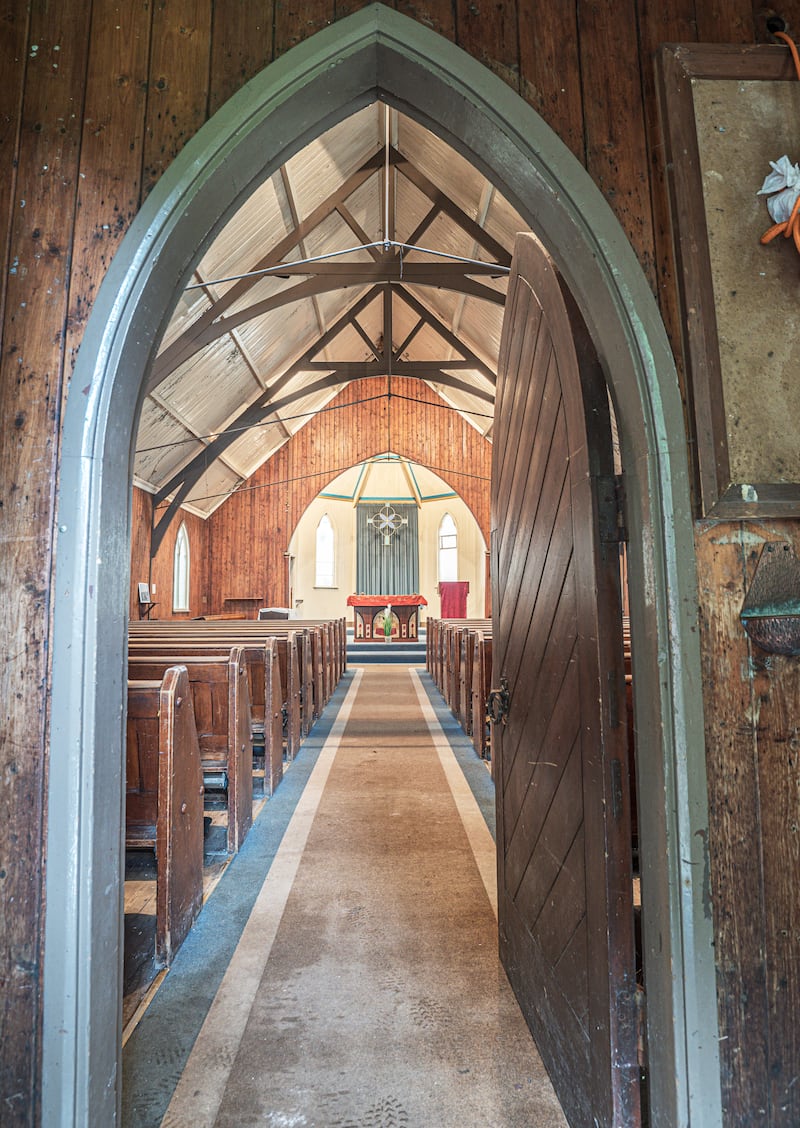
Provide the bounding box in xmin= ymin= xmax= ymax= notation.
xmin=128 ymin=649 xmax=253 ymax=853
xmin=471 ymin=630 xmax=493 ymax=762
xmin=129 ymin=616 xmax=345 ymax=725
xmin=129 ymin=625 xmax=314 ymax=735
xmin=126 ymin=666 xmax=204 ymax=966
xmin=459 ymin=627 xmax=475 ymax=736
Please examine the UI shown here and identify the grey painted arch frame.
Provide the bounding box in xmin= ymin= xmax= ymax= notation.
xmin=46 ymin=6 xmax=721 ymax=1126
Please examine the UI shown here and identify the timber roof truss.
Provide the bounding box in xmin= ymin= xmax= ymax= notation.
xmin=136 ymin=104 xmax=524 ymax=532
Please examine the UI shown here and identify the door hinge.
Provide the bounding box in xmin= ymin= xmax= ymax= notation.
xmin=598 ymin=473 xmax=627 ymax=544
xmin=487 ymin=676 xmax=510 ymax=726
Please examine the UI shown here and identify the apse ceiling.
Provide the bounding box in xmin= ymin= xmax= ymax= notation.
xmin=134 ymin=102 xmax=525 ymax=540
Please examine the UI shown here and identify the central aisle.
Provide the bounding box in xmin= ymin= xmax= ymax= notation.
xmin=160 ymin=666 xmax=568 ymax=1128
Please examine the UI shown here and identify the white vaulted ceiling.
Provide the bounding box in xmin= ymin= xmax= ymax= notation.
xmin=134 ymin=103 xmax=524 ymax=528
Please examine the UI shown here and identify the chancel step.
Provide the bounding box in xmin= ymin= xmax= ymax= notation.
xmin=347 ymin=630 xmax=426 ymax=665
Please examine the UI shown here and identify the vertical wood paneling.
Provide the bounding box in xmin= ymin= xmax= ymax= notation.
xmin=396 ymin=0 xmax=455 ymax=41
xmin=63 ymin=1 xmax=152 ymax=370
xmin=275 ymin=0 xmax=335 ymax=56
xmin=518 ymin=3 xmax=584 ymax=160
xmin=207 ymin=0 xmax=274 ymax=114
xmin=580 ymin=0 xmax=656 ymax=287
xmin=755 ymin=647 xmax=800 ymax=1126
xmin=696 ymin=521 xmax=770 ymax=1125
xmin=0 ymin=5 xmax=29 ymax=323
xmin=455 ymin=0 xmax=520 ymax=91
xmin=638 ymin=1 xmax=699 ymax=437
xmin=142 ymin=0 xmax=212 ymax=197
xmin=0 ymin=4 xmax=92 ymax=1120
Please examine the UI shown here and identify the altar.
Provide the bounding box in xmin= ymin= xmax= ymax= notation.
xmin=346 ymin=594 xmax=427 ymax=640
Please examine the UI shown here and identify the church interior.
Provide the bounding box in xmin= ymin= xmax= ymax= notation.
xmin=2 ymin=3 xmax=800 ymax=1126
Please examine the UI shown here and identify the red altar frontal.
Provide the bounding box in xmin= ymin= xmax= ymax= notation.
xmin=346 ymin=594 xmax=427 ymax=640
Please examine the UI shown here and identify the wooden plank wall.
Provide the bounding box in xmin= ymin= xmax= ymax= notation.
xmin=130 ymin=489 xmax=209 ymax=620
xmin=2 ymin=0 xmax=800 ymax=1122
xmin=205 ymin=376 xmax=492 ymax=614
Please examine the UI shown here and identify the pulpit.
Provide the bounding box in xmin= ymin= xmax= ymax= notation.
xmin=346 ymin=594 xmax=428 ymax=640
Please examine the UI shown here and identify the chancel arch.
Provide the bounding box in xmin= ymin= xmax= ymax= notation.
xmin=48 ymin=7 xmax=718 ymax=1125
xmin=289 ymin=458 xmax=487 ymax=621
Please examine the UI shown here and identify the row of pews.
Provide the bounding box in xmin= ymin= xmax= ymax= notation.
xmin=426 ymin=618 xmax=493 ymax=763
xmin=428 ymin=614 xmax=637 ymax=861
xmin=125 ymin=617 xmax=346 ymax=969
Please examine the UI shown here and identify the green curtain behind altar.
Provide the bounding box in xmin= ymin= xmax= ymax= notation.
xmin=356 ymin=503 xmax=419 ymax=594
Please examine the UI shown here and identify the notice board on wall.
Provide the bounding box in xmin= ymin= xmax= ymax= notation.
xmin=657 ymin=44 xmax=800 ymax=518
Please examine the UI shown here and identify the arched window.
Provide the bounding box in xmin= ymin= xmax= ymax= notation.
xmin=438 ymin=513 xmax=458 ymax=582
xmin=173 ymin=522 xmax=190 ymax=611
xmin=315 ymin=514 xmax=336 ymax=587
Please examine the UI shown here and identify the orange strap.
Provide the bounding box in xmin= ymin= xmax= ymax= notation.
xmin=774 ymin=30 xmax=800 ymax=80
xmin=759 ymin=33 xmax=800 ymax=250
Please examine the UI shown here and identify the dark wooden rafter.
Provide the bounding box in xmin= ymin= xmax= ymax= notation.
xmin=393 ymin=317 xmax=425 ymax=358
xmin=406 ymin=203 xmax=440 ymax=247
xmin=393 ymin=285 xmax=497 ymax=385
xmin=335 ymin=203 xmax=382 ymax=259
xmin=391 ymin=147 xmax=512 ymax=267
xmin=151 ymin=286 xmax=382 ymax=505
xmin=147 ymin=261 xmax=505 ymax=394
xmin=149 ymin=281 xmax=496 ymax=552
xmin=148 ymin=146 xmax=508 ymax=392
xmin=148 ymin=148 xmax=386 ymax=386
xmin=147 ymin=147 xmax=510 ymax=550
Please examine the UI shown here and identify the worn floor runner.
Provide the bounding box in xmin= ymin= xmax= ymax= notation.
xmin=126 ymin=667 xmax=567 ymax=1128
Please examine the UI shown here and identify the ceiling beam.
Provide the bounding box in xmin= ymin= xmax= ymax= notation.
xmin=393 ymin=285 xmax=497 ymax=385
xmin=391 ymin=147 xmax=512 ymax=267
xmin=146 ymin=262 xmax=503 ymax=393
xmin=150 ymin=364 xmax=494 ymax=553
xmin=153 ymin=287 xmax=383 ymax=505
xmin=280 ymin=164 xmax=330 ymax=363
xmin=148 ymin=147 xmax=385 ymax=387
xmin=335 ymin=204 xmax=382 ymax=259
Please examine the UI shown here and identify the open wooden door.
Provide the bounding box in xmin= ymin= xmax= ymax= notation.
xmin=491 ymin=234 xmax=640 ymax=1127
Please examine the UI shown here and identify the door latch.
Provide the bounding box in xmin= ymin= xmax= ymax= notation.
xmin=487 ymin=677 xmax=510 ymax=726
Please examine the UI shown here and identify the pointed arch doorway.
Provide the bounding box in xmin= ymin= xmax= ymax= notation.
xmin=47 ymin=7 xmax=720 ymax=1125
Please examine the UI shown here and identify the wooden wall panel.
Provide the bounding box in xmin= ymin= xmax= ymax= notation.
xmin=0 ymin=6 xmax=92 ymax=1121
xmin=143 ymin=0 xmax=212 ymax=198
xmin=0 ymin=5 xmax=29 ymax=323
xmin=207 ymin=3 xmax=275 ymax=115
xmin=63 ymin=1 xmax=152 ymax=376
xmin=580 ymin=0 xmax=656 ymax=288
xmin=697 ymin=519 xmax=800 ymax=1126
xmin=2 ymin=0 xmax=800 ymax=1121
xmin=396 ymin=0 xmax=455 ymax=42
xmin=131 ymin=487 xmax=209 ymax=620
xmin=275 ymin=0 xmax=335 ymax=56
xmin=518 ymin=4 xmax=583 ymax=160
xmin=455 ymin=0 xmax=520 ymax=91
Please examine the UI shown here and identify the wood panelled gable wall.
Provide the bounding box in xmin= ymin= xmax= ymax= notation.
xmin=2 ymin=2 xmax=800 ymax=1124
xmin=133 ymin=377 xmax=492 ymax=618
xmin=208 ymin=377 xmax=492 ymax=614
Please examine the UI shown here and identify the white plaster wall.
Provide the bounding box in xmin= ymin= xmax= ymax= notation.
xmin=288 ymin=492 xmax=486 ymax=624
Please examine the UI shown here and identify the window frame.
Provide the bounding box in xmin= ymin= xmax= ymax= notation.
xmin=315 ymin=512 xmax=337 ymax=588
xmin=172 ymin=521 xmax=190 ymax=612
xmin=438 ymin=512 xmax=458 ymax=583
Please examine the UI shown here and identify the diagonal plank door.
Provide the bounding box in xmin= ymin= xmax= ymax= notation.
xmin=491 ymin=234 xmax=639 ymax=1128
